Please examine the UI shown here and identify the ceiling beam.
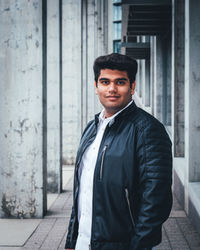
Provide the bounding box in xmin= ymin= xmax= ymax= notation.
xmin=121 ymin=42 xmax=150 ymax=48
xmin=122 ymin=0 xmax=171 ymax=5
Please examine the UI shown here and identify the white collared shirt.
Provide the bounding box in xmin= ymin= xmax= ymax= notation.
xmin=75 ymin=100 xmax=133 ymax=250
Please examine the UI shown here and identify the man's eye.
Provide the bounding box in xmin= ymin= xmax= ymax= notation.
xmin=117 ymin=81 xmax=125 ymax=85
xmin=101 ymin=81 xmax=109 ymax=85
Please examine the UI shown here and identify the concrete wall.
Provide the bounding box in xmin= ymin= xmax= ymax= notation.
xmin=172 ymin=0 xmax=185 ymax=158
xmin=62 ymin=0 xmax=82 ymax=165
xmin=47 ymin=0 xmax=62 ymax=193
xmin=0 ymin=0 xmax=47 ymax=218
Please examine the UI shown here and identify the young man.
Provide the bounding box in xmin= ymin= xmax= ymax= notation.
xmin=65 ymin=53 xmax=172 ymax=250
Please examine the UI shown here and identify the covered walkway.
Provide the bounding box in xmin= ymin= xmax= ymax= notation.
xmin=0 ymin=166 xmax=200 ymax=250
xmin=1 ymin=1 xmax=200 ymax=249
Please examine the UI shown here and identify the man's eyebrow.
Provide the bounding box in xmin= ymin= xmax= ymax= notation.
xmin=115 ymin=78 xmax=128 ymax=81
xmin=98 ymin=77 xmax=128 ymax=81
xmin=98 ymin=77 xmax=109 ymax=81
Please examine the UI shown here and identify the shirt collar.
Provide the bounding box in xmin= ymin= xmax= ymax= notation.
xmin=98 ymin=100 xmax=133 ymax=126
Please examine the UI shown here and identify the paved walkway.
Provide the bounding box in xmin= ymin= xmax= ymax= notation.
xmin=0 ymin=166 xmax=200 ymax=250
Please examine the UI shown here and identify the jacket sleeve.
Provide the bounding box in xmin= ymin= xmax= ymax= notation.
xmin=130 ymin=119 xmax=173 ymax=250
xmin=65 ymin=169 xmax=77 ymax=249
xmin=64 ymin=205 xmax=76 ymax=249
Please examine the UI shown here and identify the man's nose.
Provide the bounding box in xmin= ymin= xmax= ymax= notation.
xmin=108 ymin=82 xmax=117 ymax=93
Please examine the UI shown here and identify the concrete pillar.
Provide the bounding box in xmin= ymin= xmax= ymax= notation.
xmin=185 ymin=0 xmax=200 ymax=183
xmin=144 ymin=36 xmax=150 ymax=107
xmin=47 ymin=0 xmax=62 ymax=193
xmin=62 ymin=0 xmax=82 ymax=164
xmin=145 ymin=59 xmax=150 ymax=107
xmin=87 ymin=0 xmax=100 ymax=122
xmin=81 ymin=0 xmax=88 ymax=131
xmin=164 ymin=36 xmax=172 ymax=127
xmin=141 ymin=36 xmax=146 ymax=105
xmin=0 ymin=0 xmax=47 ymax=218
xmin=154 ymin=36 xmax=163 ymax=122
xmin=154 ymin=35 xmax=171 ymax=124
xmin=150 ymin=36 xmax=155 ymax=115
xmin=107 ymin=0 xmax=113 ymax=54
xmin=172 ymin=0 xmax=185 ymax=157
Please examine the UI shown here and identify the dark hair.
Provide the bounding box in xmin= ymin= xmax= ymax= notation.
xmin=93 ymin=53 xmax=138 ymax=86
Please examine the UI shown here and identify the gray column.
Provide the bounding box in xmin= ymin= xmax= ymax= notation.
xmin=87 ymin=0 xmax=100 ymax=121
xmin=81 ymin=0 xmax=88 ymax=131
xmin=0 ymin=0 xmax=47 ymax=218
xmin=155 ymin=35 xmax=172 ymax=125
xmin=107 ymin=0 xmax=113 ymax=54
xmin=185 ymin=0 xmax=200 ymax=182
xmin=141 ymin=36 xmax=146 ymax=105
xmin=62 ymin=0 xmax=82 ymax=164
xmin=150 ymin=36 xmax=155 ymax=115
xmin=172 ymin=0 xmax=185 ymax=157
xmin=47 ymin=0 xmax=62 ymax=193
xmin=144 ymin=37 xmax=150 ymax=107
xmin=154 ymin=36 xmax=164 ymax=122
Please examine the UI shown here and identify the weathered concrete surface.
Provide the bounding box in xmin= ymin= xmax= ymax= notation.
xmin=172 ymin=0 xmax=185 ymax=158
xmin=185 ymin=0 xmax=200 ymax=183
xmin=0 ymin=0 xmax=46 ymax=217
xmin=183 ymin=0 xmax=200 ymax=220
xmin=0 ymin=219 xmax=41 ymax=246
xmin=62 ymin=0 xmax=82 ymax=165
xmin=47 ymin=0 xmax=62 ymax=193
xmin=154 ymin=35 xmax=171 ymax=125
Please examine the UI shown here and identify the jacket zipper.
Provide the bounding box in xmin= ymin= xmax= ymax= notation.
xmin=125 ymin=188 xmax=135 ymax=228
xmin=100 ymin=145 xmax=107 ymax=180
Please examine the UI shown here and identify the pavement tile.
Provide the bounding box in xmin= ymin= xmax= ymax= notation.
xmin=21 ymin=219 xmax=56 ymax=249
xmin=176 ymin=217 xmax=200 ymax=249
xmin=1 ymin=168 xmax=200 ymax=250
xmin=156 ymin=227 xmax=172 ymax=250
xmin=0 ymin=219 xmax=41 ymax=247
xmin=40 ymin=218 xmax=69 ymax=249
xmin=163 ymin=218 xmax=190 ymax=249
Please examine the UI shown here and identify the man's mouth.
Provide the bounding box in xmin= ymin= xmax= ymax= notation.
xmin=106 ymin=96 xmax=120 ymax=99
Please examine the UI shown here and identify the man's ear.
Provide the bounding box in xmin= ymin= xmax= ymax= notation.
xmin=94 ymin=81 xmax=98 ymax=95
xmin=131 ymin=81 xmax=136 ymax=95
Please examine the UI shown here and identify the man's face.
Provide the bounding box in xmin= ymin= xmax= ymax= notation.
xmin=95 ymin=69 xmax=136 ymax=118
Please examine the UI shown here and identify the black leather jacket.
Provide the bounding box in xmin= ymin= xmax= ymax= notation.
xmin=65 ymin=101 xmax=172 ymax=250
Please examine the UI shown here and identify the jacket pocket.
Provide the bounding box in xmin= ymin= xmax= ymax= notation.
xmin=99 ymin=145 xmax=107 ymax=180
xmin=125 ymin=188 xmax=135 ymax=229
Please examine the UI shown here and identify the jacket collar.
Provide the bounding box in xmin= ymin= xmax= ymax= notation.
xmin=94 ymin=100 xmax=138 ymax=127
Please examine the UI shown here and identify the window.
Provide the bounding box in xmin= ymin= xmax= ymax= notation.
xmin=113 ymin=0 xmax=122 ymax=53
